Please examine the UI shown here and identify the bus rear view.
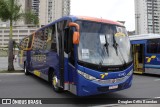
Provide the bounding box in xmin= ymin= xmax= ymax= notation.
xmin=19 ymin=16 xmax=133 ymax=96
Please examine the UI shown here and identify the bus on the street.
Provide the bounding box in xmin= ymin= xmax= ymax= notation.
xmin=130 ymin=34 xmax=160 ymax=75
xmin=18 ymin=16 xmax=133 ymax=96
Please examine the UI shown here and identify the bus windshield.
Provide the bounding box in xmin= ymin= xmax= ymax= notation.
xmin=77 ymin=21 xmax=132 ymax=66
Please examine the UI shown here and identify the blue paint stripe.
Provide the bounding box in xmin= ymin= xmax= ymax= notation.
xmin=145 ymin=64 xmax=160 ymax=69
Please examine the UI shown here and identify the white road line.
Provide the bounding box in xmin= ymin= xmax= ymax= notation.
xmin=154 ymin=97 xmax=160 ymax=99
xmin=154 ymin=79 xmax=160 ymax=81
xmin=0 ymin=73 xmax=23 ymax=75
xmin=90 ymin=104 xmax=121 ymax=107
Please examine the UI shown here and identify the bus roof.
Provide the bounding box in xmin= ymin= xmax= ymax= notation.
xmin=75 ymin=16 xmax=123 ymax=26
xmin=129 ymin=34 xmax=160 ymax=41
xmin=37 ymin=15 xmax=124 ymax=32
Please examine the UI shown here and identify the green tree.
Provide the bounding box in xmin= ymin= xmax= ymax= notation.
xmin=0 ymin=0 xmax=22 ymax=71
xmin=0 ymin=0 xmax=38 ymax=71
xmin=24 ymin=11 xmax=39 ymax=26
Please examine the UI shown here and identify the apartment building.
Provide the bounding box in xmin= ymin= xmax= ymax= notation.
xmin=135 ymin=0 xmax=160 ymax=34
xmin=0 ymin=27 xmax=37 ymax=47
xmin=39 ymin=0 xmax=70 ymax=26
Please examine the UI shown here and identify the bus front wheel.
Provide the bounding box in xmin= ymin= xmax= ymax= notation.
xmin=52 ymin=72 xmax=63 ymax=93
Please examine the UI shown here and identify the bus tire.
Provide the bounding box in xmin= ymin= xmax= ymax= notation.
xmin=51 ymin=72 xmax=63 ymax=93
xmin=24 ymin=63 xmax=30 ymax=75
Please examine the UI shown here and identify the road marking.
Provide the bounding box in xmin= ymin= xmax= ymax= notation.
xmin=90 ymin=104 xmax=121 ymax=107
xmin=154 ymin=97 xmax=160 ymax=99
xmin=0 ymin=73 xmax=23 ymax=75
xmin=154 ymin=79 xmax=160 ymax=81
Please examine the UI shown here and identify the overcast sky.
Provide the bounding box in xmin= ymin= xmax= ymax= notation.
xmin=71 ymin=0 xmax=135 ymax=31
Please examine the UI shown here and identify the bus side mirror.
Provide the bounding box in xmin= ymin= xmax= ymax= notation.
xmin=68 ymin=22 xmax=80 ymax=44
xmin=73 ymin=31 xmax=80 ymax=44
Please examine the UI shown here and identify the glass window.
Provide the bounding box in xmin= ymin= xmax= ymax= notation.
xmin=19 ymin=34 xmax=33 ymax=50
xmin=147 ymin=39 xmax=160 ymax=53
xmin=33 ymin=30 xmax=46 ymax=50
xmin=77 ymin=21 xmax=132 ymax=65
xmin=51 ymin=25 xmax=57 ymax=52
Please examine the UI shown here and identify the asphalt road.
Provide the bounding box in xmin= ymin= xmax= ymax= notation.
xmin=0 ymin=73 xmax=160 ymax=107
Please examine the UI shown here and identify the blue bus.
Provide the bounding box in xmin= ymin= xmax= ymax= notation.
xmin=130 ymin=34 xmax=160 ymax=75
xmin=18 ymin=16 xmax=133 ymax=96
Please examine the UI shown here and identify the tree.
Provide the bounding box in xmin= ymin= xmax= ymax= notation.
xmin=0 ymin=0 xmax=22 ymax=71
xmin=0 ymin=0 xmax=38 ymax=71
xmin=24 ymin=11 xmax=39 ymax=26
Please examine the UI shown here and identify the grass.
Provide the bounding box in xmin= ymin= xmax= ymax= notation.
xmin=0 ymin=70 xmax=23 ymax=73
xmin=0 ymin=50 xmax=8 ymax=57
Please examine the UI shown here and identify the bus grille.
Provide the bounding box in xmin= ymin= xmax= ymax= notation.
xmin=93 ymin=76 xmax=127 ymax=84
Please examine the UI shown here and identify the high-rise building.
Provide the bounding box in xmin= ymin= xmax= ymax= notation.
xmin=31 ymin=0 xmax=40 ymax=17
xmin=39 ymin=0 xmax=70 ymax=26
xmin=135 ymin=0 xmax=160 ymax=34
xmin=25 ymin=0 xmax=32 ymax=12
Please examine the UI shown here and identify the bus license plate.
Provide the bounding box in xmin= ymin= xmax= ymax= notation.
xmin=109 ymin=85 xmax=118 ymax=90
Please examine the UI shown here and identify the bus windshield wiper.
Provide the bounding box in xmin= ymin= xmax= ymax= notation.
xmin=112 ymin=33 xmax=118 ymax=55
xmin=98 ymin=35 xmax=109 ymax=68
xmin=112 ymin=33 xmax=127 ymax=65
xmin=104 ymin=35 xmax=109 ymax=56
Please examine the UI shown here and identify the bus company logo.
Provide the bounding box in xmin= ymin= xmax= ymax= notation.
xmin=111 ymin=79 xmax=117 ymax=83
xmin=118 ymin=72 xmax=126 ymax=77
xmin=2 ymin=99 xmax=11 ymax=104
xmin=100 ymin=73 xmax=108 ymax=79
xmin=146 ymin=56 xmax=156 ymax=63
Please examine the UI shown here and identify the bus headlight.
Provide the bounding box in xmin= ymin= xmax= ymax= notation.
xmin=77 ymin=70 xmax=96 ymax=80
xmin=127 ymin=69 xmax=133 ymax=76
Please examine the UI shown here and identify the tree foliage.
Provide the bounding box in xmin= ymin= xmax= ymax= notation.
xmin=0 ymin=0 xmax=39 ymax=71
xmin=24 ymin=11 xmax=39 ymax=26
xmin=0 ymin=0 xmax=22 ymax=22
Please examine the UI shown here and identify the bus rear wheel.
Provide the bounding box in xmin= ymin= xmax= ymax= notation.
xmin=24 ymin=63 xmax=30 ymax=75
xmin=52 ymin=72 xmax=63 ymax=93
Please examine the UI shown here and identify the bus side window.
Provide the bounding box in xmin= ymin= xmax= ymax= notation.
xmin=45 ymin=26 xmax=54 ymax=51
xmin=147 ymin=39 xmax=158 ymax=53
xmin=51 ymin=25 xmax=57 ymax=52
xmin=157 ymin=38 xmax=160 ymax=53
xmin=64 ymin=27 xmax=69 ymax=53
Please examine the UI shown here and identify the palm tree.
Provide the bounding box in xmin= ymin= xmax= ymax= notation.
xmin=0 ymin=0 xmax=38 ymax=71
xmin=24 ymin=10 xmax=39 ymax=26
xmin=0 ymin=0 xmax=22 ymax=71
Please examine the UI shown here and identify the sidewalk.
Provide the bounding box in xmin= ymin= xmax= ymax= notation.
xmin=0 ymin=57 xmax=23 ymax=71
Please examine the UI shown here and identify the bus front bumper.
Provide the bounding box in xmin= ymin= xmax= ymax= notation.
xmin=76 ymin=74 xmax=132 ymax=96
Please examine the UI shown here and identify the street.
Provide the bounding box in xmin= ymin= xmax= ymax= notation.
xmin=0 ymin=73 xmax=160 ymax=107
xmin=0 ymin=57 xmax=160 ymax=106
xmin=0 ymin=73 xmax=160 ymax=98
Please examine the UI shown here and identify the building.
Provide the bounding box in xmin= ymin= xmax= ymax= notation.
xmin=0 ymin=27 xmax=37 ymax=47
xmin=31 ymin=0 xmax=40 ymax=17
xmin=39 ymin=0 xmax=70 ymax=26
xmin=135 ymin=0 xmax=160 ymax=34
xmin=0 ymin=0 xmax=70 ymax=47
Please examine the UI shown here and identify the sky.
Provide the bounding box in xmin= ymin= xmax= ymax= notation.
xmin=71 ymin=0 xmax=135 ymax=31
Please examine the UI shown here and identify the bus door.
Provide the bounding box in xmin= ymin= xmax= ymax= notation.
xmin=132 ymin=43 xmax=145 ymax=74
xmin=64 ymin=26 xmax=76 ymax=92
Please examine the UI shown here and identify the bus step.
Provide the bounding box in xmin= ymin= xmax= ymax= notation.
xmin=134 ymin=71 xmax=143 ymax=74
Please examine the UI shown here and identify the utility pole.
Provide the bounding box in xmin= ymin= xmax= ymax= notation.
xmin=135 ymin=13 xmax=140 ymax=34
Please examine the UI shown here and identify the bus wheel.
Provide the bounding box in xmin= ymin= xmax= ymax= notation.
xmin=24 ymin=63 xmax=30 ymax=75
xmin=52 ymin=72 xmax=63 ymax=92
